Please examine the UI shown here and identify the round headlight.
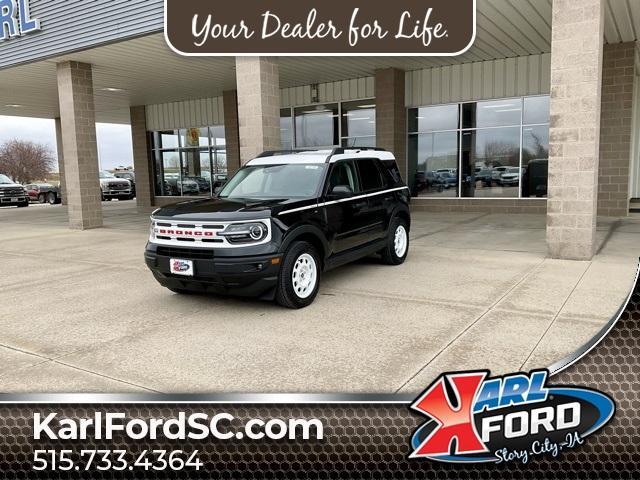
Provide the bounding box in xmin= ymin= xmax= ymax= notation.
xmin=249 ymin=224 xmax=266 ymax=240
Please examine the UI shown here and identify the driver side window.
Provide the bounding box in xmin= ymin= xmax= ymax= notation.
xmin=328 ymin=161 xmax=360 ymax=194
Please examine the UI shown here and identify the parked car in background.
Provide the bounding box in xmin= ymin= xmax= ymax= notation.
xmin=185 ymin=176 xmax=211 ymax=193
xmin=24 ymin=183 xmax=62 ymax=204
xmin=164 ymin=174 xmax=199 ymax=195
xmin=0 ymin=174 xmax=28 ymax=207
xmin=436 ymin=172 xmax=458 ymax=189
xmin=475 ymin=168 xmax=494 ymax=187
xmin=99 ymin=170 xmax=134 ymax=201
xmin=113 ymin=171 xmax=135 ymax=198
xmin=499 ymin=167 xmax=521 ymax=186
xmin=491 ymin=166 xmax=509 ymax=185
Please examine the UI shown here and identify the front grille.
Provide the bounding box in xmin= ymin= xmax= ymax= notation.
xmin=108 ymin=183 xmax=129 ymax=190
xmin=0 ymin=188 xmax=24 ymax=197
xmin=156 ymin=246 xmax=215 ymax=260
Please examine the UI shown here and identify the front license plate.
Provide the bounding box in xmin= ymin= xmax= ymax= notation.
xmin=170 ymin=258 xmax=194 ymax=276
xmin=10 ymin=198 xmax=18 ymax=202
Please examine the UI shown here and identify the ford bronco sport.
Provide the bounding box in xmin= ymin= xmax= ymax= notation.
xmin=145 ymin=148 xmax=411 ymax=308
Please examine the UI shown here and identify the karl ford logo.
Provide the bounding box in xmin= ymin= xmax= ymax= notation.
xmin=409 ymin=370 xmax=615 ymax=464
xmin=164 ymin=0 xmax=476 ymax=56
xmin=0 ymin=0 xmax=40 ymax=41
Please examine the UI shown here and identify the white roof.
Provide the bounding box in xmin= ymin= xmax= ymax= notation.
xmin=247 ymin=149 xmax=396 ymax=166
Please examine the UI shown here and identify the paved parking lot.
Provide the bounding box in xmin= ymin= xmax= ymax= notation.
xmin=1 ymin=201 xmax=638 ymax=394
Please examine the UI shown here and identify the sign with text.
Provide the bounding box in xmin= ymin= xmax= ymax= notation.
xmin=165 ymin=0 xmax=476 ymax=56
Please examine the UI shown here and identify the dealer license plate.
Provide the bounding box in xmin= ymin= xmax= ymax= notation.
xmin=170 ymin=258 xmax=194 ymax=276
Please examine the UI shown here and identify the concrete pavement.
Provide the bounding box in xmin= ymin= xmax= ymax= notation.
xmin=0 ymin=201 xmax=638 ymax=394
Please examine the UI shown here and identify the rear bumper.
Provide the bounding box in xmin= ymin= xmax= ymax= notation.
xmin=144 ymin=244 xmax=282 ymax=298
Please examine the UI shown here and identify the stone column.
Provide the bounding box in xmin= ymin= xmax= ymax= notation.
xmin=54 ymin=117 xmax=67 ymax=205
xmin=598 ymin=41 xmax=636 ymax=217
xmin=235 ymin=57 xmax=280 ymax=163
xmin=130 ymin=106 xmax=154 ymax=210
xmin=375 ymin=68 xmax=407 ymax=181
xmin=56 ymin=61 xmax=102 ymax=229
xmin=546 ymin=0 xmax=605 ymax=260
xmin=223 ymin=90 xmax=241 ymax=176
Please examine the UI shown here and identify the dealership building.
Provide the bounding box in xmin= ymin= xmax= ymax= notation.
xmin=0 ymin=0 xmax=639 ymax=261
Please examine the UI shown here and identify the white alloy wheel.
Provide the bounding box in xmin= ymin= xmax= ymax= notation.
xmin=292 ymin=253 xmax=318 ymax=299
xmin=394 ymin=225 xmax=408 ymax=258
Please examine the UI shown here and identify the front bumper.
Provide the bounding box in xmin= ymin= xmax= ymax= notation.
xmin=144 ymin=243 xmax=282 ymax=298
xmin=103 ymin=189 xmax=132 ymax=197
xmin=0 ymin=195 xmax=27 ymax=205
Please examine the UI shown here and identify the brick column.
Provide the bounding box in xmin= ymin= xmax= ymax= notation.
xmin=546 ymin=0 xmax=604 ymax=260
xmin=56 ymin=61 xmax=102 ymax=229
xmin=54 ymin=117 xmax=67 ymax=205
xmin=375 ymin=68 xmax=407 ymax=181
xmin=223 ymin=90 xmax=241 ymax=176
xmin=235 ymin=57 xmax=280 ymax=163
xmin=130 ymin=106 xmax=154 ymax=210
xmin=598 ymin=41 xmax=636 ymax=217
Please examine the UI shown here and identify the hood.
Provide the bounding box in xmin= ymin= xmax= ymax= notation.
xmin=153 ymin=196 xmax=315 ymax=222
xmin=0 ymin=181 xmax=23 ymax=189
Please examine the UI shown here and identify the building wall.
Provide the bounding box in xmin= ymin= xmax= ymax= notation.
xmin=0 ymin=0 xmax=163 ymax=69
xmin=281 ymin=78 xmax=375 ymax=107
xmin=598 ymin=41 xmax=636 ymax=216
xmin=145 ymin=98 xmax=225 ymax=131
xmin=405 ymin=54 xmax=551 ymax=107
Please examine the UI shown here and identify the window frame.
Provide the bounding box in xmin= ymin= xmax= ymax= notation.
xmin=407 ymin=94 xmax=550 ymax=200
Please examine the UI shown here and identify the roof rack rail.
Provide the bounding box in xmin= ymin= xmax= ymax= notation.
xmin=324 ymin=146 xmax=387 ymax=163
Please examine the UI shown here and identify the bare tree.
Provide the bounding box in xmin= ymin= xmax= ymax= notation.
xmin=0 ymin=139 xmax=55 ymax=184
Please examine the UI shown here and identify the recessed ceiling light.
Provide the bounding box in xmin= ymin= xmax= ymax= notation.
xmin=101 ymin=87 xmax=125 ymax=92
xmin=5 ymin=104 xmax=23 ymax=108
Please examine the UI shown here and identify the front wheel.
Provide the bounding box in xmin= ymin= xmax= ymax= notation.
xmin=47 ymin=192 xmax=57 ymax=205
xmin=380 ymin=218 xmax=409 ymax=265
xmin=275 ymin=241 xmax=321 ymax=309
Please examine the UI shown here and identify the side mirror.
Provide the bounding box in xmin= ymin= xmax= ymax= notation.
xmin=329 ymin=185 xmax=353 ymax=198
xmin=213 ymin=186 xmax=223 ymax=195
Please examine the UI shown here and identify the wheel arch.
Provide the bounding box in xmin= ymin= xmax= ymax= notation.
xmin=279 ymin=225 xmax=329 ymax=268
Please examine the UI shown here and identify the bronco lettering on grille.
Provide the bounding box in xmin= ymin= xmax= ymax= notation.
xmin=157 ymin=229 xmax=216 ymax=237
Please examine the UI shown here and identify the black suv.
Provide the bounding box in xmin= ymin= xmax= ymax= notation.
xmin=145 ymin=148 xmax=411 ymax=308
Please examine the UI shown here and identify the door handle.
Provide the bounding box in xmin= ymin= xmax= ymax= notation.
xmin=351 ymin=201 xmax=367 ymax=209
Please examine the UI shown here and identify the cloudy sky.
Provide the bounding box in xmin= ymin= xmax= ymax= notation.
xmin=0 ymin=115 xmax=133 ymax=171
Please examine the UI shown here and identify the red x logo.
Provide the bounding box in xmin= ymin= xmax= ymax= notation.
xmin=410 ymin=372 xmax=488 ymax=458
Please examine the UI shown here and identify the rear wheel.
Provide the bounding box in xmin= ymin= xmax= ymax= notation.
xmin=47 ymin=192 xmax=56 ymax=205
xmin=275 ymin=241 xmax=321 ymax=309
xmin=380 ymin=217 xmax=409 ymax=265
xmin=37 ymin=193 xmax=45 ymax=204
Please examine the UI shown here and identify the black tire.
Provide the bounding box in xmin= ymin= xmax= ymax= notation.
xmin=17 ymin=202 xmax=29 ymax=208
xmin=47 ymin=192 xmax=56 ymax=205
xmin=275 ymin=241 xmax=321 ymax=309
xmin=380 ymin=217 xmax=409 ymax=265
xmin=37 ymin=193 xmax=45 ymax=204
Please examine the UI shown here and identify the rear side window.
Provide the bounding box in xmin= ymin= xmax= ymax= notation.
xmin=357 ymin=159 xmax=383 ymax=192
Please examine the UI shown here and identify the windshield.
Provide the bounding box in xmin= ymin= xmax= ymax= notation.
xmin=0 ymin=174 xmax=14 ymax=184
xmin=99 ymin=171 xmax=115 ymax=179
xmin=219 ymin=164 xmax=326 ymax=199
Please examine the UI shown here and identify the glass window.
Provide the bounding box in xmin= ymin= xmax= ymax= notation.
xmin=151 ymin=125 xmax=225 ymax=197
xmin=460 ymin=127 xmax=521 ymax=198
xmin=328 ymin=161 xmax=360 ymax=194
xmin=357 ymin=159 xmax=383 ymax=192
xmin=341 ymin=100 xmax=375 ymax=147
xmin=409 ymin=131 xmax=459 ymax=197
xmin=463 ymin=99 xmax=522 ymax=129
xmin=295 ymin=104 xmax=339 ymax=147
xmin=522 ymin=125 xmax=549 ymax=198
xmin=280 ymin=108 xmax=293 ymax=149
xmin=524 ymin=96 xmax=550 ymax=125
xmin=211 ymin=126 xmax=226 ymax=147
xmin=154 ymin=131 xmax=179 ymax=149
xmin=219 ymin=164 xmax=326 ymax=199
xmin=408 ymin=104 xmax=459 ymax=133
